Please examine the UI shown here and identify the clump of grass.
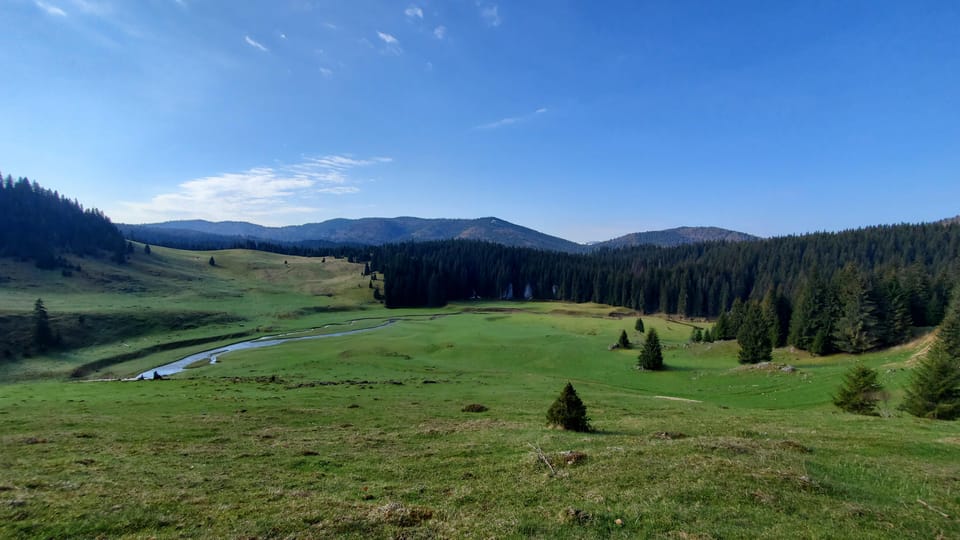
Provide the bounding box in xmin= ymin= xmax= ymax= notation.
xmin=461 ymin=403 xmax=488 ymax=413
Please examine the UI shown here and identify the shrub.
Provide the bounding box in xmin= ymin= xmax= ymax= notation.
xmin=832 ymin=363 xmax=883 ymax=415
xmin=546 ymin=382 xmax=591 ymax=432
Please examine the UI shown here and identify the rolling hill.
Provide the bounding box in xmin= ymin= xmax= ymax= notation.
xmin=120 ymin=218 xmax=757 ymax=252
xmin=593 ymin=226 xmax=758 ymax=249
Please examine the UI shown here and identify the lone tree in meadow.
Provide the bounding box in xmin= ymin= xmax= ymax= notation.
xmin=690 ymin=327 xmax=703 ymax=343
xmin=618 ymin=329 xmax=631 ymax=349
xmin=634 ymin=317 xmax=645 ymax=334
xmin=208 ymin=256 xmax=216 ymax=267
xmin=833 ymin=363 xmax=884 ymax=415
xmin=900 ymin=291 xmax=960 ymax=420
xmin=546 ymin=382 xmax=591 ymax=432
xmin=638 ymin=328 xmax=664 ymax=370
xmin=33 ymin=298 xmax=53 ymax=350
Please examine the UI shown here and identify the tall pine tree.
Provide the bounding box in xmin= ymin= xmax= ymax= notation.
xmin=832 ymin=264 xmax=882 ymax=354
xmin=901 ymin=290 xmax=960 ymax=420
xmin=737 ymin=301 xmax=772 ymax=364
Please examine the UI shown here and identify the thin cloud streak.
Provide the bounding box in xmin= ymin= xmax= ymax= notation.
xmin=36 ymin=1 xmax=67 ymax=16
xmin=404 ymin=6 xmax=423 ymax=19
xmin=117 ymin=155 xmax=390 ymax=224
xmin=475 ymin=107 xmax=547 ymax=130
xmin=244 ymin=35 xmax=268 ymax=52
xmin=376 ymin=31 xmax=402 ymax=55
xmin=433 ymin=25 xmax=446 ymax=39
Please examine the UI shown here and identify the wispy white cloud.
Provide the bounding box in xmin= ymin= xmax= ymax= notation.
xmin=476 ymin=107 xmax=547 ymax=130
xmin=376 ymin=31 xmax=402 ymax=55
xmin=479 ymin=3 xmax=501 ymax=27
xmin=68 ymin=0 xmax=110 ymax=15
xmin=377 ymin=31 xmax=398 ymax=45
xmin=433 ymin=25 xmax=447 ymax=39
xmin=319 ymin=67 xmax=333 ymax=77
xmin=117 ymin=155 xmax=391 ymax=224
xmin=35 ymin=1 xmax=67 ymax=16
xmin=404 ymin=6 xmax=423 ymax=19
xmin=280 ymin=33 xmax=287 ymax=40
xmin=244 ymin=35 xmax=268 ymax=52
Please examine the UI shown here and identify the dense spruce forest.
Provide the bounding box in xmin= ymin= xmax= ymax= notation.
xmin=376 ymin=222 xmax=960 ymax=355
xmin=0 ymin=174 xmax=126 ymax=267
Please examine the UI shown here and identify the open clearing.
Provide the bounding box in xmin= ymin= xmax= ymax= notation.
xmin=1 ymin=248 xmax=958 ymax=538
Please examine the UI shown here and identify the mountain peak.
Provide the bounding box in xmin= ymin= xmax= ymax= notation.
xmin=120 ymin=217 xmax=758 ymax=252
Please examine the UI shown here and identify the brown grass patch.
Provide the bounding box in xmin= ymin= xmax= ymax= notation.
xmin=461 ymin=403 xmax=489 ymax=413
xmin=368 ymin=502 xmax=434 ymax=527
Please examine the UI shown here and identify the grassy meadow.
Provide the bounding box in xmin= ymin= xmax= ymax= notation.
xmin=1 ymin=248 xmax=958 ymax=538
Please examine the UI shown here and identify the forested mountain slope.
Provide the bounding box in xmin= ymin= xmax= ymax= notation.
xmin=0 ymin=174 xmax=126 ymax=267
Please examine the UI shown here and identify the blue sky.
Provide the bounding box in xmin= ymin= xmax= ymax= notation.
xmin=1 ymin=1 xmax=958 ymax=242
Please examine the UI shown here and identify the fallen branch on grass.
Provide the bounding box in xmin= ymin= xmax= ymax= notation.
xmin=917 ymin=498 xmax=950 ymax=519
xmin=528 ymin=443 xmax=556 ymax=476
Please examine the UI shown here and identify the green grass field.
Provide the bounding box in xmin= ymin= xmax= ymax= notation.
xmin=1 ymin=249 xmax=958 ymax=538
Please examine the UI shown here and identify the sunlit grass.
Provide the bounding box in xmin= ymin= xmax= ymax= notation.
xmin=1 ymin=306 xmax=957 ymax=538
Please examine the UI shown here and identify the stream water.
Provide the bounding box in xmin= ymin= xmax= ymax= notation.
xmin=134 ymin=320 xmax=396 ymax=380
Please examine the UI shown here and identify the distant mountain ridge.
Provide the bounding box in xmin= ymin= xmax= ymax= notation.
xmin=120 ymin=217 xmax=758 ymax=252
xmin=594 ymin=226 xmax=758 ymax=249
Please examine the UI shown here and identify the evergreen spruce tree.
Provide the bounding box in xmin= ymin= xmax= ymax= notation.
xmin=638 ymin=328 xmax=664 ymax=370
xmin=713 ymin=311 xmax=731 ymax=340
xmin=690 ymin=327 xmax=703 ymax=343
xmin=833 ymin=363 xmax=884 ymax=415
xmin=729 ymin=298 xmax=746 ymax=337
xmin=884 ymin=278 xmax=912 ymax=346
xmin=737 ymin=302 xmax=772 ymax=364
xmin=901 ymin=292 xmax=960 ymax=420
xmin=208 ymin=256 xmax=216 ymax=266
xmin=761 ymin=289 xmax=784 ymax=348
xmin=703 ymin=328 xmax=714 ymax=343
xmin=634 ymin=317 xmax=644 ymax=334
xmin=546 ymin=382 xmax=591 ymax=432
xmin=617 ymin=329 xmax=631 ymax=349
xmin=33 ymin=298 xmax=53 ymax=351
xmin=832 ymin=264 xmax=881 ymax=354
xmin=143 ymin=244 xmax=152 ymax=255
xmin=789 ymin=271 xmax=836 ymax=353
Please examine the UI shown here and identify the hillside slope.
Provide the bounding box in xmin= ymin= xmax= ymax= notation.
xmin=123 ymin=217 xmax=585 ymax=252
xmin=595 ymin=226 xmax=758 ymax=248
xmin=0 ymin=245 xmax=378 ymax=380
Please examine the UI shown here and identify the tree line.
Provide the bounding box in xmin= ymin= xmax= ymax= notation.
xmin=375 ymin=221 xmax=960 ymax=355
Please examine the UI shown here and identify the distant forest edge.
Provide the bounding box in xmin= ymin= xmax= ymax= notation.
xmin=3 ymin=174 xmax=959 ymax=357
xmin=0 ymin=173 xmax=127 ymax=267
xmin=375 ymin=224 xmax=960 ymax=354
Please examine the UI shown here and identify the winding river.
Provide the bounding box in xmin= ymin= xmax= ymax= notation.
xmin=134 ymin=320 xmax=396 ymax=380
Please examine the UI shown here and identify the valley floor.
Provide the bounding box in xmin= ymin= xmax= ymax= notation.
xmin=2 ymin=304 xmax=959 ymax=538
